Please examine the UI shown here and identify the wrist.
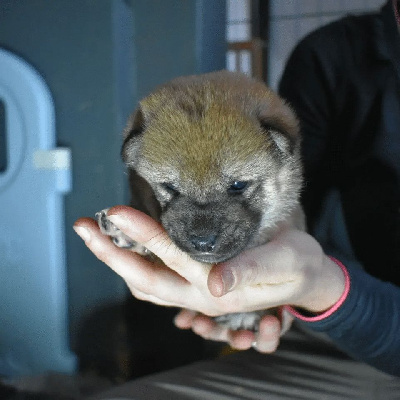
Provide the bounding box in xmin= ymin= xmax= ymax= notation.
xmin=286 ymin=256 xmax=350 ymax=321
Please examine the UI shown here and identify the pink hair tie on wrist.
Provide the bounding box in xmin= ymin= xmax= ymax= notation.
xmin=284 ymin=257 xmax=351 ymax=322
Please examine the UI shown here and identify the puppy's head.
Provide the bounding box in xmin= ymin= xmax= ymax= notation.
xmin=122 ymin=71 xmax=302 ymax=263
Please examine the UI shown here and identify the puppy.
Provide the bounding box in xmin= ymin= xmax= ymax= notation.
xmin=97 ymin=71 xmax=304 ymax=331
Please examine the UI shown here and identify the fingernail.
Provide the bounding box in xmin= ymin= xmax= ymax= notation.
xmin=73 ymin=226 xmax=91 ymax=242
xmin=264 ymin=324 xmax=280 ymax=336
xmin=221 ymin=269 xmax=236 ymax=293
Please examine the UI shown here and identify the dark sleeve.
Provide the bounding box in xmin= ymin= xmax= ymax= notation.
xmin=279 ymin=33 xmax=339 ymax=176
xmin=279 ymin=33 xmax=400 ymax=376
xmin=279 ymin=34 xmax=346 ymax=232
xmin=304 ymin=265 xmax=400 ymax=377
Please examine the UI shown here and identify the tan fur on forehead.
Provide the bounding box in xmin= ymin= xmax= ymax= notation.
xmin=137 ymin=71 xmax=298 ymax=184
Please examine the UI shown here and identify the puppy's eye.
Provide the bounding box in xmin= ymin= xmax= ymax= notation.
xmin=228 ymin=181 xmax=248 ymax=194
xmin=162 ymin=182 xmax=180 ymax=195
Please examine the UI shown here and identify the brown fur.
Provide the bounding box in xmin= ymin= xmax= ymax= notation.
xmin=123 ymin=71 xmax=302 ymax=230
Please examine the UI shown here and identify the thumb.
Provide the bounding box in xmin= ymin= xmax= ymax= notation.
xmin=207 ymin=230 xmax=312 ymax=298
xmin=207 ymin=232 xmax=302 ymax=298
xmin=208 ymin=245 xmax=281 ymax=297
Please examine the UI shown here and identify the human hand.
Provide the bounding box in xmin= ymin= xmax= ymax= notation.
xmin=75 ymin=206 xmax=275 ymax=318
xmin=174 ymin=308 xmax=293 ymax=353
xmin=175 ymin=228 xmax=347 ymax=351
xmin=74 ymin=206 xmax=346 ymax=351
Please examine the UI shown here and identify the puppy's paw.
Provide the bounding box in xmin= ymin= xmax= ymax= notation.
xmin=213 ymin=311 xmax=264 ymax=332
xmin=213 ymin=308 xmax=291 ymax=334
xmin=95 ymin=208 xmax=150 ymax=256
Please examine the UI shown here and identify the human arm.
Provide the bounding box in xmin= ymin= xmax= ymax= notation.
xmin=181 ymin=243 xmax=400 ymax=376
xmin=74 ymin=206 xmax=400 ymax=376
xmin=289 ymin=262 xmax=400 ymax=376
xmin=73 ymin=206 xmax=346 ymax=351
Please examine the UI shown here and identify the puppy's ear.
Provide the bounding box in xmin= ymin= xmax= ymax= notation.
xmin=121 ymin=107 xmax=145 ymax=167
xmin=121 ymin=106 xmax=161 ymax=220
xmin=259 ymin=119 xmax=297 ymax=155
xmin=258 ymin=99 xmax=300 ymax=156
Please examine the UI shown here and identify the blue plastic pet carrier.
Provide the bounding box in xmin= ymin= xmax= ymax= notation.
xmin=0 ymin=48 xmax=76 ymax=376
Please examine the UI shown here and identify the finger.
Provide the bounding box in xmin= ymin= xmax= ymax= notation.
xmin=253 ymin=315 xmax=281 ymax=353
xmin=174 ymin=309 xmax=198 ymax=330
xmin=279 ymin=307 xmax=294 ymax=335
xmin=106 ymin=206 xmax=211 ymax=282
xmin=191 ymin=314 xmax=229 ymax=342
xmin=74 ymin=218 xmax=190 ymax=300
xmin=125 ymin=282 xmax=188 ymax=308
xmin=227 ymin=330 xmax=255 ymax=350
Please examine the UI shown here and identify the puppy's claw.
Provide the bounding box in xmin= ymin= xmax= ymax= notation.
xmin=95 ymin=208 xmax=149 ymax=255
xmin=213 ymin=311 xmax=263 ymax=332
xmin=213 ymin=308 xmax=292 ymax=335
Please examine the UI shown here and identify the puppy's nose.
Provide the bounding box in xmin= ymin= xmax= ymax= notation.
xmin=190 ymin=235 xmax=217 ymax=253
